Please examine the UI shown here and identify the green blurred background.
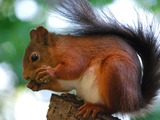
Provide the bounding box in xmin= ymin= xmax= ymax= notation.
xmin=0 ymin=0 xmax=160 ymax=120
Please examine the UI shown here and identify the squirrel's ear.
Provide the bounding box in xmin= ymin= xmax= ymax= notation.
xmin=36 ymin=26 xmax=49 ymax=45
xmin=30 ymin=29 xmax=37 ymax=40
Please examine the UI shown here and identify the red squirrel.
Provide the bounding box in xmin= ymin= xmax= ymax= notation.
xmin=23 ymin=0 xmax=160 ymax=119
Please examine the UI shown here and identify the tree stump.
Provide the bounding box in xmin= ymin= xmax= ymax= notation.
xmin=47 ymin=93 xmax=120 ymax=120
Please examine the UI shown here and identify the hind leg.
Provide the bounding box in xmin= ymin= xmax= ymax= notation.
xmin=99 ymin=53 xmax=141 ymax=112
xmin=76 ymin=102 xmax=110 ymax=120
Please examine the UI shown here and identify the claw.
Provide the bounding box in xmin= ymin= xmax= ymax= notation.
xmin=44 ymin=79 xmax=50 ymax=83
xmin=35 ymin=71 xmax=48 ymax=82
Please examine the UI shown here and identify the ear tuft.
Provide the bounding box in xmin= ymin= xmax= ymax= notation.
xmin=36 ymin=26 xmax=48 ymax=38
xmin=36 ymin=26 xmax=49 ymax=45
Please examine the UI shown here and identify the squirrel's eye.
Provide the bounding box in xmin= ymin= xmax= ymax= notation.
xmin=31 ymin=53 xmax=39 ymax=62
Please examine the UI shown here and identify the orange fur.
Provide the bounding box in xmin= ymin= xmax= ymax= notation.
xmin=23 ymin=26 xmax=143 ymax=117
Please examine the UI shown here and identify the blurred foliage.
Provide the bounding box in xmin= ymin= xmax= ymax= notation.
xmin=0 ymin=0 xmax=160 ymax=120
xmin=0 ymin=0 xmax=46 ymax=86
xmin=0 ymin=19 xmax=35 ymax=85
xmin=136 ymin=0 xmax=160 ymax=12
xmin=89 ymin=0 xmax=113 ymax=6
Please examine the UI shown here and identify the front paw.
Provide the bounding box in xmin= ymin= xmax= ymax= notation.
xmin=35 ymin=65 xmax=56 ymax=84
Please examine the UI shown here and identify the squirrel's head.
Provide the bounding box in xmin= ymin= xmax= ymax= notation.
xmin=23 ymin=26 xmax=56 ymax=80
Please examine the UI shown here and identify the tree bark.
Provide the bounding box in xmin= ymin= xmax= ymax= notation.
xmin=47 ymin=93 xmax=120 ymax=120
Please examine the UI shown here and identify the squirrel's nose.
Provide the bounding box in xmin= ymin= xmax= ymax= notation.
xmin=23 ymin=74 xmax=30 ymax=80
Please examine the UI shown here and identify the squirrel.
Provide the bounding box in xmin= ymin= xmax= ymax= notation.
xmin=23 ymin=0 xmax=160 ymax=119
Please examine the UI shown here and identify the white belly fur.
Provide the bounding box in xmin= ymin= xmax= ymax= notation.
xmin=58 ymin=65 xmax=103 ymax=104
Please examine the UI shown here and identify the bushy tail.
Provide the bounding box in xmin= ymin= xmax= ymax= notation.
xmin=47 ymin=0 xmax=160 ymax=109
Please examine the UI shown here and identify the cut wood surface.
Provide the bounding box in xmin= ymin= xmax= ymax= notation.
xmin=47 ymin=93 xmax=120 ymax=120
